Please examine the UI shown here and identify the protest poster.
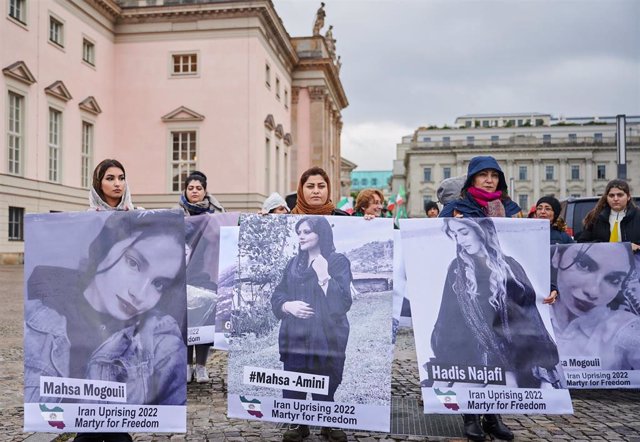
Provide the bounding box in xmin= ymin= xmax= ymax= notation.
xmin=392 ymin=231 xmax=411 ymax=338
xmin=550 ymin=242 xmax=640 ymax=388
xmin=23 ymin=210 xmax=187 ymax=433
xmin=401 ymin=217 xmax=573 ymax=414
xmin=214 ymin=225 xmax=240 ymax=351
xmin=185 ymin=212 xmax=240 ymax=348
xmin=227 ymin=214 xmax=394 ymax=432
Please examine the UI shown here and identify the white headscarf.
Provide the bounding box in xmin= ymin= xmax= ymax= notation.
xmin=89 ymin=186 xmax=135 ymax=211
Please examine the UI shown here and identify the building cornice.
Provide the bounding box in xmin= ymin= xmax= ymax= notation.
xmin=294 ymin=56 xmax=348 ymax=110
xmin=115 ymin=1 xmax=298 ymax=68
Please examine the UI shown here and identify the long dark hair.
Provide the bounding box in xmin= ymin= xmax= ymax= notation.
xmin=81 ymin=210 xmax=186 ymax=331
xmin=551 ymin=242 xmax=634 ymax=311
xmin=294 ymin=216 xmax=336 ymax=259
xmin=583 ymin=179 xmax=635 ymax=229
xmin=92 ymin=159 xmax=126 ymax=203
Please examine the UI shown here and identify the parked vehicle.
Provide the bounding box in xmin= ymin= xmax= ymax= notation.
xmin=560 ymin=196 xmax=640 ymax=239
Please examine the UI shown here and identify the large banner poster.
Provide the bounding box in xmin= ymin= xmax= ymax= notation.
xmin=227 ymin=215 xmax=394 ymax=432
xmin=400 ymin=217 xmax=573 ymax=415
xmin=214 ymin=225 xmax=240 ymax=351
xmin=185 ymin=212 xmax=239 ymax=349
xmin=23 ymin=210 xmax=187 ymax=433
xmin=550 ymin=242 xmax=640 ymax=388
xmin=392 ymin=231 xmax=412 ymax=336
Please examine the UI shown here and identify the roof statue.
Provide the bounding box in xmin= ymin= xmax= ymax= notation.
xmin=325 ymin=25 xmax=336 ymax=58
xmin=313 ymin=2 xmax=326 ymax=36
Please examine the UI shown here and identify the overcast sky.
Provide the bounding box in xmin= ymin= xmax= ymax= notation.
xmin=272 ymin=0 xmax=640 ymax=170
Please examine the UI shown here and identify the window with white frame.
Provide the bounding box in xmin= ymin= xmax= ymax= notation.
xmin=543 ymin=134 xmax=551 ymax=145
xmin=284 ymin=88 xmax=289 ymax=108
xmin=8 ymin=0 xmax=26 ymax=24
xmin=81 ymin=121 xmax=93 ymax=188
xmin=545 ymin=165 xmax=555 ymax=180
xmin=83 ymin=39 xmax=95 ymax=66
xmin=172 ymin=53 xmax=197 ymax=76
xmin=265 ymin=63 xmax=271 ymax=88
xmin=275 ymin=77 xmax=281 ymax=99
xmin=49 ymin=16 xmax=64 ymax=47
xmin=48 ymin=108 xmax=62 ymax=182
xmin=518 ymin=165 xmax=528 ymax=181
xmin=443 ymin=167 xmax=451 ymax=180
xmin=568 ymin=133 xmax=577 ymax=144
xmin=8 ymin=206 xmax=24 ymax=241
xmin=171 ymin=131 xmax=197 ymax=192
xmin=423 ymin=167 xmax=432 ymax=182
xmin=362 ymin=178 xmax=368 ymax=186
xmin=594 ymin=132 xmax=603 ymax=144
xmin=491 ymin=135 xmax=499 ymax=146
xmin=597 ymin=164 xmax=606 ymax=180
xmin=442 ymin=136 xmax=450 ymax=147
xmin=466 ymin=136 xmax=474 ymax=146
xmin=8 ymin=91 xmax=24 ymax=175
xmin=518 ymin=194 xmax=529 ymax=210
xmin=570 ymin=164 xmax=580 ymax=180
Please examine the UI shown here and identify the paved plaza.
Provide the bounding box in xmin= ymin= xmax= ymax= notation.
xmin=1 ymin=265 xmax=639 ymax=441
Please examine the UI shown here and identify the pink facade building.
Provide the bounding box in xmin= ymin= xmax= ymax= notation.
xmin=1 ymin=0 xmax=347 ymax=262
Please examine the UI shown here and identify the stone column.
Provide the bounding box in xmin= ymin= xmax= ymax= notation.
xmin=586 ymin=158 xmax=593 ymax=196
xmin=533 ymin=159 xmax=541 ymax=202
xmin=559 ymin=158 xmax=567 ymax=198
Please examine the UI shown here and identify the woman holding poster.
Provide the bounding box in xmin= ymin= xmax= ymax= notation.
xmin=272 ymin=166 xmax=351 ymax=442
xmin=438 ymin=156 xmax=522 ymax=441
xmin=551 ymin=242 xmax=640 ymax=370
xmin=179 ymin=170 xmax=225 ymax=384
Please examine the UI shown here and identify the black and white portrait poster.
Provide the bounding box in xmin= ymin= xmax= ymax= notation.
xmin=214 ymin=225 xmax=240 ymax=351
xmin=550 ymin=242 xmax=640 ymax=388
xmin=185 ymin=212 xmax=240 ymax=348
xmin=227 ymin=215 xmax=394 ymax=432
xmin=400 ymin=217 xmax=573 ymax=415
xmin=23 ymin=210 xmax=187 ymax=433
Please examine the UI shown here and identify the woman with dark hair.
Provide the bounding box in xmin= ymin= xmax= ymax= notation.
xmin=578 ymin=179 xmax=640 ymax=251
xmin=291 ymin=166 xmax=349 ymax=216
xmin=433 ymin=218 xmax=561 ymax=440
xmin=424 ymin=201 xmax=440 ymax=218
xmin=24 ymin=210 xmax=186 ymax=406
xmin=179 ymin=171 xmax=224 ymax=383
xmin=25 ymin=160 xmax=186 ymax=442
xmin=271 ymin=216 xmax=352 ymax=442
xmin=438 ymin=156 xmax=521 ymax=441
xmin=89 ymin=159 xmax=134 ymax=211
xmin=550 ymin=242 xmax=639 ymax=369
xmin=535 ymin=196 xmax=573 ymax=245
xmin=275 ymin=167 xmax=350 ymax=442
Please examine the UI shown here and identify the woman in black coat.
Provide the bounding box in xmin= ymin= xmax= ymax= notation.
xmin=271 ymin=215 xmax=352 ymax=442
xmin=578 ymin=179 xmax=640 ymax=252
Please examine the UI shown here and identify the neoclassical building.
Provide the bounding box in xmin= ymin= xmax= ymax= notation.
xmin=1 ymin=0 xmax=347 ymax=261
xmin=392 ymin=113 xmax=640 ymax=217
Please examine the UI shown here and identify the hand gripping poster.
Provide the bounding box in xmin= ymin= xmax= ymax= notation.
xmin=23 ymin=210 xmax=187 ymax=433
xmin=549 ymin=242 xmax=640 ymax=388
xmin=400 ymin=217 xmax=573 ymax=415
xmin=185 ymin=212 xmax=240 ymax=349
xmin=227 ymin=215 xmax=394 ymax=432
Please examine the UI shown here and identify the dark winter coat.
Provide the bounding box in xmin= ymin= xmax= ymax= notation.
xmin=550 ymin=227 xmax=574 ymax=245
xmin=440 ymin=156 xmax=521 ymax=218
xmin=431 ymin=255 xmax=559 ymax=387
xmin=578 ymin=205 xmax=640 ymax=244
xmin=271 ymin=252 xmax=353 ymax=386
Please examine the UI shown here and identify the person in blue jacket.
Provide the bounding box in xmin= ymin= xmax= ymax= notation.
xmin=440 ymin=156 xmax=521 ymax=219
xmin=439 ymin=155 xmax=519 ymax=441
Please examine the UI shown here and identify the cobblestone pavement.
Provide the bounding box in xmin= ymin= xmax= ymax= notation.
xmin=2 ymin=265 xmax=639 ymax=441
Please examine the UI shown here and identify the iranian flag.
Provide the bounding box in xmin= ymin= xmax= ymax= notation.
xmin=336 ymin=196 xmax=354 ymax=214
